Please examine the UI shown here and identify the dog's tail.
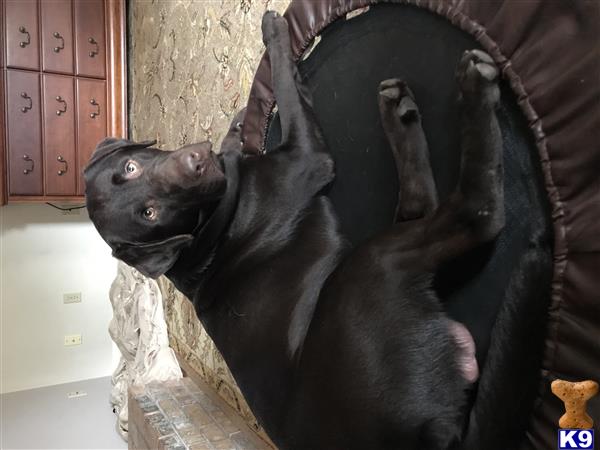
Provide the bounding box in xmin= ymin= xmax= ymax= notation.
xmin=460 ymin=219 xmax=553 ymax=450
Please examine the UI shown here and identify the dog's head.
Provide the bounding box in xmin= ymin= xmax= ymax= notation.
xmin=85 ymin=109 xmax=246 ymax=279
xmin=84 ymin=138 xmax=228 ymax=277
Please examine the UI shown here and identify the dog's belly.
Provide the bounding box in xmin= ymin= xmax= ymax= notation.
xmin=279 ymin=266 xmax=468 ymax=449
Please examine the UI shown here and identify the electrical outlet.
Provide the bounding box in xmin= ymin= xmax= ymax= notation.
xmin=67 ymin=390 xmax=87 ymax=399
xmin=64 ymin=334 xmax=82 ymax=346
xmin=63 ymin=292 xmax=82 ymax=304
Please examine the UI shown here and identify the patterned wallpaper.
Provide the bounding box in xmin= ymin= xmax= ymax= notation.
xmin=128 ymin=0 xmax=290 ymax=444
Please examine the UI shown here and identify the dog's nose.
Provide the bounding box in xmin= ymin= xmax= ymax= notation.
xmin=176 ymin=142 xmax=214 ymax=176
xmin=184 ymin=150 xmax=203 ymax=174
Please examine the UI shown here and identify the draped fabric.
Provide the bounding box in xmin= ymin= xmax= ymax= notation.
xmin=108 ymin=261 xmax=183 ymax=439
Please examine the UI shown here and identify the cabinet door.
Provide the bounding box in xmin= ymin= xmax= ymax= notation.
xmin=77 ymin=78 xmax=106 ymax=195
xmin=6 ymin=70 xmax=43 ymax=195
xmin=74 ymin=0 xmax=106 ymax=78
xmin=5 ymin=0 xmax=40 ymax=70
xmin=44 ymin=75 xmax=76 ymax=195
xmin=41 ymin=0 xmax=74 ymax=74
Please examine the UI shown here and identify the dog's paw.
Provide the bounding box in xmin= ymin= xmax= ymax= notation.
xmin=262 ymin=10 xmax=288 ymax=47
xmin=456 ymin=49 xmax=500 ymax=107
xmin=378 ymin=78 xmax=420 ymax=124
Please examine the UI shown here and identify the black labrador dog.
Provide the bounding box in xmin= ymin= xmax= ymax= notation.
xmin=85 ymin=11 xmax=550 ymax=450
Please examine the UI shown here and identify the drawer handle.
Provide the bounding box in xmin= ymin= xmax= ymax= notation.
xmin=19 ymin=26 xmax=30 ymax=48
xmin=23 ymin=155 xmax=34 ymax=174
xmin=90 ymin=98 xmax=100 ymax=118
xmin=52 ymin=32 xmax=65 ymax=53
xmin=55 ymin=96 xmax=67 ymax=115
xmin=88 ymin=37 xmax=99 ymax=57
xmin=20 ymin=92 xmax=32 ymax=113
xmin=57 ymin=155 xmax=68 ymax=175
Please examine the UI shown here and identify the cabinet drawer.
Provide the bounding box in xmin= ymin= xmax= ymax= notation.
xmin=41 ymin=0 xmax=74 ymax=74
xmin=77 ymin=78 xmax=107 ymax=194
xmin=74 ymin=0 xmax=106 ymax=78
xmin=44 ymin=75 xmax=76 ymax=195
xmin=5 ymin=0 xmax=40 ymax=70
xmin=6 ymin=70 xmax=43 ymax=195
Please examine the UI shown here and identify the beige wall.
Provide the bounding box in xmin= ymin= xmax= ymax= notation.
xmin=0 ymin=204 xmax=119 ymax=393
xmin=128 ymin=0 xmax=290 ymax=439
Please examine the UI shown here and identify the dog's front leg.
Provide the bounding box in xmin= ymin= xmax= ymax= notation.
xmin=262 ymin=12 xmax=334 ymax=194
xmin=262 ymin=12 xmax=325 ymax=150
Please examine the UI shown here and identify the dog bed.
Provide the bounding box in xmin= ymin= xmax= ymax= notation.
xmin=241 ymin=1 xmax=600 ymax=448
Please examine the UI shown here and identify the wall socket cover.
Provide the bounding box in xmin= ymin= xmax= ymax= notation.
xmin=67 ymin=391 xmax=87 ymax=399
xmin=64 ymin=334 xmax=82 ymax=346
xmin=63 ymin=292 xmax=81 ymax=304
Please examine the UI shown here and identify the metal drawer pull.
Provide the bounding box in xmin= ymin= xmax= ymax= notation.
xmin=55 ymin=96 xmax=67 ymax=115
xmin=90 ymin=99 xmax=100 ymax=118
xmin=88 ymin=37 xmax=99 ymax=57
xmin=20 ymin=92 xmax=32 ymax=113
xmin=57 ymin=155 xmax=68 ymax=175
xmin=53 ymin=32 xmax=65 ymax=53
xmin=23 ymin=155 xmax=34 ymax=174
xmin=19 ymin=26 xmax=30 ymax=48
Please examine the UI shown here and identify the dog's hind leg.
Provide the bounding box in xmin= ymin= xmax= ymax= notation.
xmin=418 ymin=49 xmax=504 ymax=267
xmin=261 ymin=11 xmax=325 ymax=148
xmin=378 ymin=79 xmax=439 ymax=222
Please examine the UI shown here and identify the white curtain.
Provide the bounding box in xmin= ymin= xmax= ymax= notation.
xmin=108 ymin=261 xmax=183 ymax=439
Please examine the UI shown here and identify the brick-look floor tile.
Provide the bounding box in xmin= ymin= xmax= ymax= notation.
xmin=184 ymin=435 xmax=214 ymax=450
xmin=148 ymin=383 xmax=173 ymax=401
xmin=145 ymin=412 xmax=175 ymax=437
xmin=211 ymin=438 xmax=237 ymax=450
xmin=201 ymin=422 xmax=229 ymax=442
xmin=130 ymin=378 xmax=271 ymax=450
xmin=231 ymin=432 xmax=259 ymax=450
xmin=159 ymin=433 xmax=187 ymax=450
xmin=159 ymin=398 xmax=186 ymax=421
xmin=175 ymin=423 xmax=206 ymax=442
xmin=191 ymin=391 xmax=219 ymax=411
xmin=176 ymin=393 xmax=197 ymax=405
xmin=136 ymin=394 xmax=160 ymax=414
xmin=183 ymin=403 xmax=214 ymax=427
xmin=146 ymin=411 xmax=167 ymax=425
xmin=172 ymin=417 xmax=196 ymax=431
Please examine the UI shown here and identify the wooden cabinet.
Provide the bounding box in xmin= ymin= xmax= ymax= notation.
xmin=76 ymin=78 xmax=106 ymax=195
xmin=5 ymin=0 xmax=40 ymax=71
xmin=41 ymin=0 xmax=74 ymax=74
xmin=6 ymin=70 xmax=42 ymax=195
xmin=43 ymin=74 xmax=76 ymax=195
xmin=0 ymin=0 xmax=126 ymax=204
xmin=74 ymin=0 xmax=106 ymax=79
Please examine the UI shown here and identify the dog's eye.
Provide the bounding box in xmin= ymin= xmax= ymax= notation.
xmin=143 ymin=207 xmax=157 ymax=220
xmin=125 ymin=161 xmax=138 ymax=174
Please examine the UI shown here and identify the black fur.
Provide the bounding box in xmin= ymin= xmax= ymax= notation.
xmin=85 ymin=12 xmax=551 ymax=450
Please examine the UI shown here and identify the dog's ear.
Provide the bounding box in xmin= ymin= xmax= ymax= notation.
xmin=85 ymin=138 xmax=157 ymax=173
xmin=112 ymin=234 xmax=194 ymax=279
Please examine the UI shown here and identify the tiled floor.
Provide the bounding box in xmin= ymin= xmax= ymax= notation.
xmin=129 ymin=378 xmax=271 ymax=450
xmin=0 ymin=376 xmax=127 ymax=449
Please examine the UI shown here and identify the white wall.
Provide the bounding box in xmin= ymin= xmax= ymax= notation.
xmin=0 ymin=204 xmax=119 ymax=393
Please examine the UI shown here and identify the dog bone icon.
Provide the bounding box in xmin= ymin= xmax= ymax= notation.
xmin=551 ymin=379 xmax=598 ymax=429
